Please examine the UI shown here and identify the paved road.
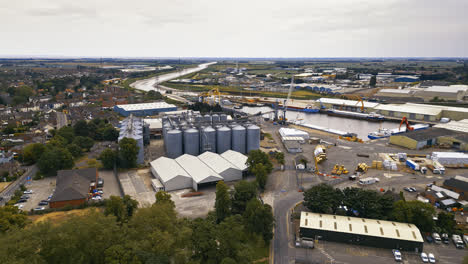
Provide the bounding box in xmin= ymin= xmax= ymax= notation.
xmin=56 ymin=112 xmax=68 ymax=129
xmin=130 ymin=62 xmax=217 ymax=92
xmin=0 ymin=165 xmax=37 ymax=205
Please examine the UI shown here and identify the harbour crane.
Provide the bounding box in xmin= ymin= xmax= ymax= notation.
xmin=399 ymin=116 xmax=414 ymax=131
xmin=199 ymin=87 xmax=222 ymax=105
xmin=281 ymin=76 xmax=294 ymax=124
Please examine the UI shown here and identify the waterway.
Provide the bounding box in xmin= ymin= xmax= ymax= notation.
xmin=240 ymin=106 xmax=402 ymax=140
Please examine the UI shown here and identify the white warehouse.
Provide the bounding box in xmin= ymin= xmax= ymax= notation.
xmin=198 ymin=151 xmax=243 ymax=182
xmin=150 ymin=150 xmax=249 ymax=192
xmin=150 ymin=157 xmax=192 ymax=191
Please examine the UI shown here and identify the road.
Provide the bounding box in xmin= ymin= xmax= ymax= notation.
xmin=56 ymin=112 xmax=68 ymax=129
xmin=0 ymin=165 xmax=37 ymax=206
xmin=130 ymin=62 xmax=217 ymax=92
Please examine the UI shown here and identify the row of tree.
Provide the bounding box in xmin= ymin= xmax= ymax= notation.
xmin=303 ymin=184 xmax=457 ymax=233
xmin=98 ymin=138 xmax=139 ymax=169
xmin=0 ymin=189 xmax=272 ymax=264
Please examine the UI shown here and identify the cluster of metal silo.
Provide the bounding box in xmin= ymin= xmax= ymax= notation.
xmin=162 ymin=112 xmax=260 ymax=158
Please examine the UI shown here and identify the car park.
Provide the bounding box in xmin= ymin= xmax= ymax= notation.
xmin=432 ymin=233 xmax=441 ymax=244
xmin=33 ymin=207 xmax=45 ymax=211
xmin=428 ymin=253 xmax=436 ymax=263
xmin=392 ymin=249 xmax=402 ymax=262
xmin=23 ymin=190 xmax=33 ymax=194
xmin=420 ymin=252 xmax=429 ymax=263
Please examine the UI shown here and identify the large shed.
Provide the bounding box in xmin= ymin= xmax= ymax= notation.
xmin=150 ymin=157 xmax=192 ymax=191
xmin=300 ymin=212 xmax=424 ymax=252
xmin=221 ymin=150 xmax=248 ymax=171
xmin=176 ymin=154 xmax=223 ymax=191
xmin=198 ymin=151 xmax=243 ymax=182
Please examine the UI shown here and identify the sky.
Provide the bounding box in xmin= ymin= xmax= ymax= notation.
xmin=1 ymin=0 xmax=467 ymax=58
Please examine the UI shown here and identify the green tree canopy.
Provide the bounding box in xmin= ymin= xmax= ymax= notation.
xmin=73 ymin=120 xmax=89 ymax=137
xmin=66 ymin=143 xmax=83 ymax=158
xmin=119 ymin=137 xmax=139 ymax=168
xmin=247 ymin=150 xmax=273 ymax=174
xmin=303 ymin=183 xmax=343 ymax=214
xmin=231 ymin=180 xmax=257 ymax=215
xmin=56 ymin=126 xmax=75 ymax=144
xmin=243 ymin=198 xmax=274 ymax=242
xmin=215 ymin=181 xmax=231 ymax=223
xmin=73 ymin=136 xmax=95 ymax=151
xmin=392 ymin=200 xmax=435 ymax=232
xmin=22 ymin=143 xmax=46 ymax=165
xmin=99 ymin=148 xmax=118 ymax=170
xmin=37 ymin=147 xmax=74 ymax=175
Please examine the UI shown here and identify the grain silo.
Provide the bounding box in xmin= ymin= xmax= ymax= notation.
xmin=201 ymin=126 xmax=216 ymax=153
xmin=216 ymin=126 xmax=231 ymax=154
xmin=166 ymin=129 xmax=183 ymax=158
xmin=184 ymin=128 xmax=200 ymax=156
xmin=246 ymin=124 xmax=260 ymax=154
xmin=195 ymin=115 xmax=202 ymax=123
xmin=220 ymin=114 xmax=228 ymax=122
xmin=212 ymin=114 xmax=220 ymax=122
xmin=232 ymin=125 xmax=246 ymax=154
xmin=204 ymin=115 xmax=212 ymax=123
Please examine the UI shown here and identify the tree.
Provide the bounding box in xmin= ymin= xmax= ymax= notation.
xmin=123 ymin=195 xmax=139 ymax=219
xmin=73 ymin=120 xmax=89 ymax=137
xmin=231 ymin=181 xmax=257 ymax=215
xmin=436 ymin=212 xmax=456 ymax=234
xmin=392 ymin=200 xmax=435 ymax=232
xmin=104 ymin=196 xmax=125 ymax=223
xmin=2 ymin=124 xmax=16 ymax=134
xmin=155 ymin=191 xmax=175 ymax=207
xmin=215 ymin=181 xmax=231 ymax=223
xmin=274 ymin=152 xmax=285 ymax=165
xmin=22 ymin=143 xmax=46 ymax=164
xmin=66 ymin=144 xmax=83 ymax=158
xmin=99 ymin=148 xmax=118 ymax=170
xmin=247 ymin=150 xmax=273 ymax=174
xmin=243 ymin=198 xmax=274 ymax=242
xmin=303 ymin=183 xmax=343 ymax=214
xmin=73 ymin=136 xmax=94 ymax=151
xmin=191 ymin=218 xmax=218 ymax=263
xmin=56 ymin=126 xmax=75 ymax=144
xmin=102 ymin=126 xmax=119 ymax=141
xmin=119 ymin=137 xmax=139 ymax=168
xmin=252 ymin=163 xmax=268 ymax=191
xmin=0 ymin=206 xmax=29 ymax=233
xmin=37 ymin=147 xmax=74 ymax=175
xmin=47 ymin=135 xmax=68 ymax=148
xmin=369 ymin=75 xmax=377 ymax=87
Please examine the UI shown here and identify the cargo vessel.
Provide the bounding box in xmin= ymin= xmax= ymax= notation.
xmin=367 ymin=124 xmax=430 ymax=139
xmin=272 ymin=103 xmax=320 ymax=113
xmin=325 ymin=109 xmax=385 ymax=121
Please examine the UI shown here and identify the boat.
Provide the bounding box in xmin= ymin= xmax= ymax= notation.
xmin=274 ymin=103 xmax=320 ymax=113
xmin=367 ymin=124 xmax=430 ymax=139
xmin=326 ymin=109 xmax=385 ymax=121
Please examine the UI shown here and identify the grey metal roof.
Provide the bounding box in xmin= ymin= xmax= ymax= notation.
xmin=150 ymin=157 xmax=191 ymax=183
xmin=221 ymin=150 xmax=248 ymax=171
xmin=300 ymin=212 xmax=424 ymax=243
xmin=175 ymin=154 xmax=223 ymax=184
xmin=198 ymin=151 xmax=239 ymax=174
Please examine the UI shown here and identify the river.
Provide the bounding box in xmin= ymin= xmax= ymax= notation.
xmin=240 ymin=106 xmax=402 ymax=140
xmin=130 ymin=62 xmax=217 ymax=92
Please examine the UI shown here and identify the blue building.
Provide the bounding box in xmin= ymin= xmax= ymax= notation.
xmin=114 ymin=102 xmax=177 ymax=117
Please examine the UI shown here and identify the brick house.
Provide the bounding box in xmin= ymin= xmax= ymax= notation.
xmin=49 ymin=168 xmax=98 ymax=208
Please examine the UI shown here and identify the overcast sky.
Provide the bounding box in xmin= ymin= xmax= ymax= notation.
xmin=1 ymin=0 xmax=467 ymax=58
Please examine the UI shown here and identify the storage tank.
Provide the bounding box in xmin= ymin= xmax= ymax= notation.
xmin=166 ymin=129 xmax=183 ymax=158
xmin=195 ymin=115 xmax=202 ymax=123
xmin=201 ymin=126 xmax=216 ymax=153
xmin=184 ymin=128 xmax=200 ymax=156
xmin=212 ymin=114 xmax=220 ymax=122
xmin=216 ymin=126 xmax=231 ymax=154
xmin=204 ymin=115 xmax=212 ymax=123
xmin=246 ymin=124 xmax=260 ymax=154
xmin=220 ymin=114 xmax=228 ymax=122
xmin=232 ymin=125 xmax=246 ymax=154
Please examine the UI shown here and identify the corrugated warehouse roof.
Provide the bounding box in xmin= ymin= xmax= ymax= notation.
xmin=150 ymin=157 xmax=191 ymax=183
xmin=423 ymin=85 xmax=468 ymax=93
xmin=116 ymin=102 xmax=176 ymax=111
xmin=378 ymin=89 xmax=413 ymax=94
xmin=431 ymin=185 xmax=460 ymax=200
xmin=144 ymin=118 xmax=162 ymax=129
xmin=300 ymin=212 xmax=423 ymax=243
xmin=221 ymin=150 xmax=248 ymax=171
xmin=198 ymin=151 xmax=239 ymax=174
xmin=434 ymin=119 xmax=468 ymax=133
xmin=405 ymin=103 xmax=468 ymax=114
xmin=316 ymin=98 xmax=379 ymax=108
xmin=176 ymin=154 xmax=223 ymax=184
xmin=374 ymin=104 xmax=442 ymax=116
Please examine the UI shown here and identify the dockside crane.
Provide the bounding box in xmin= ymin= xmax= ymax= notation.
xmin=280 ymin=76 xmax=294 ymax=124
xmin=399 ymin=116 xmax=414 ymax=131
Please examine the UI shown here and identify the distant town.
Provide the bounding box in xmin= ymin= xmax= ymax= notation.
xmin=0 ymin=57 xmax=467 ymax=264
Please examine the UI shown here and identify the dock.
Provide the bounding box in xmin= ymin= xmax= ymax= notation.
xmin=294 ymin=122 xmax=349 ymax=136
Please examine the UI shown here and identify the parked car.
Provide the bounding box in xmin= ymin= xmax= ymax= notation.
xmin=428 ymin=253 xmax=436 ymax=263
xmin=38 ymin=201 xmax=48 ymax=206
xmin=409 ymin=187 xmax=417 ymax=192
xmin=425 ymin=236 xmax=433 ymax=243
xmin=452 ymin=235 xmax=465 ymax=249
xmin=17 ymin=199 xmax=27 ymax=203
xmin=392 ymin=249 xmax=402 ymax=262
xmin=97 ymin=178 xmax=104 ymax=187
xmin=23 ymin=190 xmax=33 ymax=194
xmin=91 ymin=196 xmax=102 ymax=201
xmin=14 ymin=204 xmax=24 ymax=209
xmin=33 ymin=207 xmax=45 ymax=211
xmin=20 ymin=195 xmax=30 ymax=200
xmin=441 ymin=233 xmax=450 ymax=244
xmin=463 ymin=235 xmax=468 ymax=246
xmin=420 ymin=252 xmax=429 ymax=263
xmin=404 ymin=187 xmax=412 ymax=192
xmin=432 ymin=233 xmax=441 ymax=244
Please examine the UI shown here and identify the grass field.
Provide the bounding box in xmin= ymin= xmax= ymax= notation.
xmin=0 ymin=182 xmax=11 ymax=192
xmin=29 ymin=208 xmax=99 ymax=224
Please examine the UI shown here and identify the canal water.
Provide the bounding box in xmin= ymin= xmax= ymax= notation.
xmin=241 ymin=106 xmax=402 ymax=140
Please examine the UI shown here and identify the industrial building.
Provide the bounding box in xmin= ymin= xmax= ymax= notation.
xmin=374 ymin=104 xmax=441 ymax=121
xmin=114 ymin=102 xmax=177 ymax=117
xmin=299 ymin=212 xmax=424 ymax=252
xmin=119 ymin=115 xmax=148 ymax=164
xmin=162 ymin=111 xmax=260 ymax=158
xmin=415 ymin=85 xmax=468 ymax=102
xmin=49 ymin=168 xmax=98 ymax=209
xmin=443 ymin=176 xmax=468 ymax=200
xmin=150 ymin=150 xmax=248 ymax=192
xmin=389 ymin=127 xmax=468 ymax=151
xmin=316 ymin=98 xmax=379 ymax=113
